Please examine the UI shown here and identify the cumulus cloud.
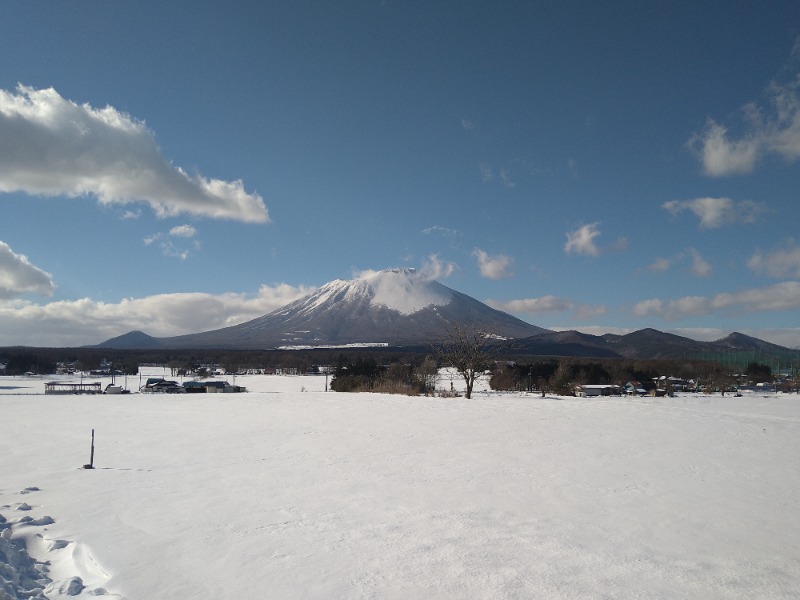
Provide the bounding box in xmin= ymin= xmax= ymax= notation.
xmin=487 ymin=295 xmax=605 ymax=319
xmin=0 ymin=241 xmax=56 ymax=299
xmin=0 ymin=85 xmax=269 ymax=223
xmin=472 ymin=248 xmax=514 ymax=279
xmin=662 ymin=197 xmax=765 ymax=228
xmin=748 ymin=239 xmax=800 ymax=278
xmin=689 ymin=44 xmax=800 ymax=176
xmin=0 ymin=283 xmax=313 ymax=347
xmin=632 ymin=281 xmax=800 ymax=320
xmin=564 ymin=222 xmax=601 ymax=257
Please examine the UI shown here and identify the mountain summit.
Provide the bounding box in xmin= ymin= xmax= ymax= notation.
xmin=98 ymin=268 xmax=549 ymax=349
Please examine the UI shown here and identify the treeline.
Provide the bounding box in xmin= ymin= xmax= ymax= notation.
xmin=330 ymin=356 xmax=438 ymax=394
xmin=0 ymin=347 xmax=436 ymax=377
xmin=330 ymin=356 xmax=784 ymax=396
xmin=1 ymin=347 xmax=784 ymax=394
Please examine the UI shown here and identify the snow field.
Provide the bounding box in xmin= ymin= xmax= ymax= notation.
xmin=1 ymin=371 xmax=799 ymax=598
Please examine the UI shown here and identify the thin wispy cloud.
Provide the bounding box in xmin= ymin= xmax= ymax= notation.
xmin=644 ymin=249 xmax=711 ymax=277
xmin=145 ymin=225 xmax=201 ymax=259
xmin=689 ymin=41 xmax=800 ymax=176
xmin=747 ymin=239 xmax=800 ymax=278
xmin=0 ymin=85 xmax=269 ymax=223
xmin=460 ymin=118 xmax=475 ymax=130
xmin=0 ymin=283 xmax=314 ymax=347
xmin=473 ymin=248 xmax=514 ymax=279
xmin=564 ymin=222 xmax=601 ymax=257
xmin=0 ymin=241 xmax=56 ymax=298
xmin=646 ymin=257 xmax=673 ymax=273
xmin=688 ymin=248 xmax=712 ymax=278
xmin=487 ymin=295 xmax=605 ymax=319
xmin=499 ymin=169 xmax=515 ymax=188
xmin=489 ymin=295 xmax=572 ymax=314
xmin=419 ymin=254 xmax=457 ymax=280
xmin=662 ymin=197 xmax=765 ymax=228
xmin=421 ymin=225 xmax=458 ymax=238
xmin=567 ymin=157 xmax=578 ymax=178
xmin=479 ymin=163 xmax=494 ymax=182
xmin=632 ymin=281 xmax=800 ymax=319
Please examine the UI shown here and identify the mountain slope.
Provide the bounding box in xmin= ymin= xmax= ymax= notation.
xmin=97 ymin=269 xmax=548 ymax=349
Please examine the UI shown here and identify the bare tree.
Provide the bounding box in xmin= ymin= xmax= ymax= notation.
xmin=433 ymin=324 xmax=500 ymax=399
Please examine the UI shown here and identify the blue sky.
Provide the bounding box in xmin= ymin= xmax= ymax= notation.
xmin=1 ymin=1 xmax=799 ymax=348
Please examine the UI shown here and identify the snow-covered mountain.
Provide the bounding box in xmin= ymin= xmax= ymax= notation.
xmin=98 ymin=268 xmax=549 ymax=349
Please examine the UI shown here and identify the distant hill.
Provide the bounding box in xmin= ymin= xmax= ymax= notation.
xmin=94 ymin=269 xmax=794 ymax=361
xmin=96 ymin=330 xmax=161 ymax=349
xmin=95 ymin=269 xmax=548 ymax=350
xmin=512 ymin=330 xmax=623 ymax=358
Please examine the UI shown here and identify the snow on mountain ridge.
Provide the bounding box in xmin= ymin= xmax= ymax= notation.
xmin=293 ymin=268 xmax=452 ymax=317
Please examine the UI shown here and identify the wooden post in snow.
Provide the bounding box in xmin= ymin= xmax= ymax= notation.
xmin=83 ymin=429 xmax=95 ymax=469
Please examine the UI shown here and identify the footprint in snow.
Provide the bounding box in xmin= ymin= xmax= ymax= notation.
xmin=19 ymin=515 xmax=55 ymax=527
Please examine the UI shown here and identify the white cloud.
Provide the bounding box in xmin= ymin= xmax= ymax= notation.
xmin=472 ymin=248 xmax=514 ymax=279
xmin=479 ymin=163 xmax=494 ymax=182
xmin=689 ymin=47 xmax=800 ymax=176
xmin=460 ymin=118 xmax=474 ymax=130
xmin=662 ymin=197 xmax=765 ymax=228
xmin=488 ymin=295 xmax=573 ymax=314
xmin=644 ymin=250 xmax=711 ymax=278
xmin=748 ymin=240 xmax=800 ymax=278
xmin=0 ymin=283 xmax=313 ymax=347
xmin=564 ymin=222 xmax=601 ymax=257
xmin=632 ymin=281 xmax=800 ymax=320
xmin=169 ymin=224 xmax=198 ymax=238
xmin=0 ymin=241 xmax=56 ymax=299
xmin=0 ymin=85 xmax=269 ymax=223
xmin=487 ymin=295 xmax=605 ymax=320
xmin=688 ymin=248 xmax=712 ymax=278
xmin=647 ymin=257 xmax=673 ymax=272
xmin=690 ymin=119 xmax=761 ymax=176
xmin=419 ymin=254 xmax=457 ymax=280
xmin=144 ymin=225 xmax=201 ymax=259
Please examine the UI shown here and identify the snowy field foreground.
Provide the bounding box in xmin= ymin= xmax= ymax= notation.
xmin=2 ymin=371 xmax=799 ymax=599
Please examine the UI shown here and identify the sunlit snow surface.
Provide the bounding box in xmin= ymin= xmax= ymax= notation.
xmin=1 ymin=370 xmax=799 ymax=599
